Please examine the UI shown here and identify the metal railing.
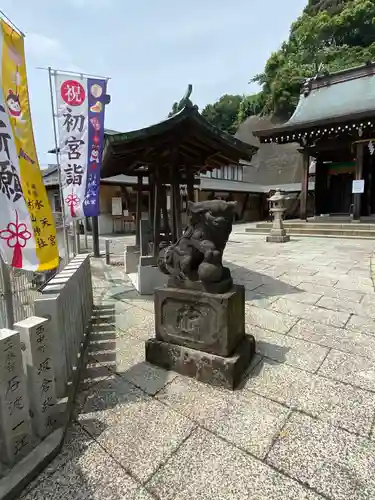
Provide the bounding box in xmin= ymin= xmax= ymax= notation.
xmin=0 ymin=258 xmax=64 ymax=329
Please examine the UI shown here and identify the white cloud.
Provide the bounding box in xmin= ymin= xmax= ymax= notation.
xmin=25 ymin=33 xmax=83 ymax=73
xmin=26 ymin=33 xmax=66 ymax=59
xmin=66 ymin=0 xmax=113 ymax=8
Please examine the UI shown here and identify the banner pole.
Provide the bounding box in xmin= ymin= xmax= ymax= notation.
xmin=48 ymin=67 xmax=70 ymax=264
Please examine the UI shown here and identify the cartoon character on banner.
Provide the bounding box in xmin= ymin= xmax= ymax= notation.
xmin=6 ymin=42 xmax=26 ymax=138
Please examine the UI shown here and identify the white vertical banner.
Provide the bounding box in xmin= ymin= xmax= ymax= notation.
xmin=54 ymin=74 xmax=89 ymax=222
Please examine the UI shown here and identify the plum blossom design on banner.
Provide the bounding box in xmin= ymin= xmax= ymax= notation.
xmin=65 ymin=191 xmax=80 ymax=218
xmin=0 ymin=210 xmax=31 ymax=268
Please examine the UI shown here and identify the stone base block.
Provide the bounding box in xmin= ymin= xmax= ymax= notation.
xmin=129 ymin=264 xmax=168 ymax=295
xmin=124 ymin=245 xmax=140 ymax=274
xmin=145 ymin=334 xmax=255 ymax=390
xmin=155 ymin=285 xmax=245 ymax=357
xmin=266 ymin=234 xmax=290 ymax=243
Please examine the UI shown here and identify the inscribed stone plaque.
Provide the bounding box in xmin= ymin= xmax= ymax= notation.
xmin=154 ymin=285 xmax=245 ymax=357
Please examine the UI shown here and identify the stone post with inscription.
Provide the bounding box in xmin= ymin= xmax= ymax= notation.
xmin=145 ymin=200 xmax=255 ymax=389
xmin=0 ymin=329 xmax=32 ymax=466
xmin=14 ymin=317 xmax=58 ymax=439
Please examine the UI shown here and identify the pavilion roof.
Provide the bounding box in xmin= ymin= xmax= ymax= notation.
xmin=253 ymin=62 xmax=375 ymax=145
xmin=101 ymin=101 xmax=257 ymax=179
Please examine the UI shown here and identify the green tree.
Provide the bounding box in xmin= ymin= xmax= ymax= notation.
xmin=201 ymin=94 xmax=243 ymax=134
xmin=236 ymin=92 xmax=265 ymax=124
xmin=249 ymin=0 xmax=375 ymax=119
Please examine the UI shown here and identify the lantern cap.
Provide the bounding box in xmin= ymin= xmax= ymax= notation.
xmin=268 ymin=189 xmax=285 ymax=202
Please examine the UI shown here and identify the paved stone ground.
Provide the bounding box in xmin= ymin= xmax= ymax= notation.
xmin=20 ymin=228 xmax=375 ymax=499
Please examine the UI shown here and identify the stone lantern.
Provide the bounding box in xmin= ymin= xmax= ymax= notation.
xmin=266 ymin=189 xmax=290 ymax=243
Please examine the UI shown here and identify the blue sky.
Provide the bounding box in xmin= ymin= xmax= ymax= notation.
xmin=2 ymin=0 xmax=307 ymax=168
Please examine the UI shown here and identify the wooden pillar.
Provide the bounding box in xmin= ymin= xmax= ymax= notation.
xmin=135 ymin=175 xmax=142 ymax=248
xmin=161 ymin=186 xmax=170 ymax=241
xmin=300 ymin=150 xmax=309 ymax=220
xmin=91 ymin=216 xmax=100 ymax=257
xmin=173 ymin=177 xmax=182 ymax=239
xmin=314 ymin=158 xmax=324 ymax=216
xmin=149 ymin=173 xmax=155 ymax=225
xmin=153 ymin=173 xmax=162 ymax=257
xmin=186 ymin=169 xmax=194 ymax=202
xmin=170 ymin=167 xmax=177 ymax=242
xmin=353 ymin=142 xmax=365 ymax=220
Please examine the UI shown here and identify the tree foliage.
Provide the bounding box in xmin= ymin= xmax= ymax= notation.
xmin=253 ymin=0 xmax=375 ymax=119
xmin=200 ymin=94 xmax=243 ymax=134
xmin=168 ymin=0 xmax=375 ymax=133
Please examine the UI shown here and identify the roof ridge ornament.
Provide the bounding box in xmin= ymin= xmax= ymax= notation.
xmin=177 ymin=84 xmax=193 ymax=111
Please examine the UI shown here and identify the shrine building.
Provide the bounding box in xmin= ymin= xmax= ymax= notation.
xmin=252 ymin=61 xmax=375 ymax=221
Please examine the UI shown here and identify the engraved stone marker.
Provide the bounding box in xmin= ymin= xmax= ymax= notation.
xmin=14 ymin=317 xmax=58 ymax=438
xmin=0 ymin=329 xmax=32 ymax=465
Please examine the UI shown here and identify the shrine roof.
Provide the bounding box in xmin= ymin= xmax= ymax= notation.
xmin=101 ymin=101 xmax=257 ymax=179
xmin=253 ymin=62 xmax=375 ymax=144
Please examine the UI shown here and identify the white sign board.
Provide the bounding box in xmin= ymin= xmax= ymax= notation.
xmin=111 ymin=197 xmax=122 ymax=216
xmin=352 ymin=179 xmax=365 ymax=194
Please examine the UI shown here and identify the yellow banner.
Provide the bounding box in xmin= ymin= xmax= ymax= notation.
xmin=1 ymin=19 xmax=59 ymax=270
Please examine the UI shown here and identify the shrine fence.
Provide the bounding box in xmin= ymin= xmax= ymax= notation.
xmin=0 ymin=254 xmax=93 ymax=491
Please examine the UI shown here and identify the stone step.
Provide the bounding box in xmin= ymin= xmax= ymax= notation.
xmin=246 ymin=226 xmax=375 ymax=239
xmin=255 ymin=222 xmax=375 ymax=230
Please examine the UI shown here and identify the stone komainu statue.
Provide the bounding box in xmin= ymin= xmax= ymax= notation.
xmin=157 ymin=199 xmax=236 ymax=293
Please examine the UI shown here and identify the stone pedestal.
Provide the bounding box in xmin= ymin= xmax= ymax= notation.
xmin=266 ymin=232 xmax=290 ymax=243
xmin=124 ymin=245 xmax=140 ymax=274
xmin=145 ymin=285 xmax=255 ymax=389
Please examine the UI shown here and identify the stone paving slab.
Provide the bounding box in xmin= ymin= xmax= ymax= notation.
xmin=316 ymin=295 xmax=375 ymax=318
xmin=335 ymin=276 xmax=374 ymax=293
xmin=26 ymin=232 xmax=375 ymax=499
xmin=244 ymin=358 xmax=375 ymax=436
xmin=245 ymin=305 xmax=298 ymax=334
xmin=346 ymin=313 xmax=375 ymax=335
xmin=77 ymin=375 xmax=195 ymax=483
xmin=267 ymin=412 xmax=375 ymax=500
xmin=147 ymin=427 xmax=323 ymax=500
xmin=256 ymin=285 xmax=323 ymax=305
xmin=297 ymin=281 xmax=365 ymax=302
xmin=288 ymin=318 xmax=375 ymax=359
xmin=251 ymin=325 xmax=329 ymax=372
xmin=318 ymin=349 xmax=375 ymax=392
xmin=244 ymin=290 xmax=278 ymax=308
xmin=22 ymin=426 xmax=141 ymax=499
xmin=102 ymin=303 xmax=155 ymax=333
xmin=157 ymin=376 xmax=289 ymax=459
xmin=270 ymin=297 xmax=351 ymax=327
xmin=20 ymin=423 xmax=93 ymax=497
xmin=279 ymin=273 xmax=340 ymax=287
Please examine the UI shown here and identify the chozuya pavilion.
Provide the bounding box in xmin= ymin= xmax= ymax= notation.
xmin=252 ymin=61 xmax=375 ymax=221
xmin=100 ymin=86 xmax=257 ymax=293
